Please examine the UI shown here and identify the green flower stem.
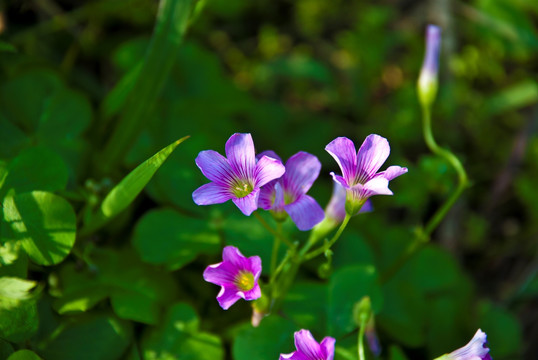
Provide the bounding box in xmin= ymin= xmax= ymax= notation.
xmin=270 ymin=222 xmax=283 ymax=275
xmin=358 ymin=317 xmax=367 ymax=360
xmin=303 ymin=214 xmax=351 ymax=261
xmin=380 ymin=104 xmax=469 ymax=284
xmin=421 ymin=105 xmax=469 ymax=236
xmin=253 ymin=212 xmax=295 ymax=249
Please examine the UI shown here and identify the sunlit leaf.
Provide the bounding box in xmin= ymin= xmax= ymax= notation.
xmin=7 ymin=350 xmax=43 ymax=360
xmin=2 ymin=191 xmax=76 ymax=266
xmin=82 ymin=136 xmax=188 ymax=234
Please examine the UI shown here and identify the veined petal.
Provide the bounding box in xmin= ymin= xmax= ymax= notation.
xmin=258 ymin=180 xmax=277 ymax=210
xmin=320 ymin=337 xmax=336 ymax=360
xmin=225 ymin=133 xmax=256 ymax=178
xmin=256 ymin=150 xmax=282 ymax=163
xmin=232 ymin=188 xmax=260 ymax=216
xmin=216 ymin=285 xmax=242 ymax=310
xmin=203 ymin=261 xmax=237 ymax=286
xmin=195 ymin=150 xmax=233 ymax=184
xmin=379 ymin=165 xmax=408 ymax=181
xmin=280 ymin=352 xmax=309 ymax=360
xmin=330 ymin=173 xmax=350 ymax=189
xmin=285 ymin=195 xmax=325 ymax=231
xmin=255 ymin=155 xmax=286 ymax=187
xmin=193 ymin=183 xmax=233 ymax=205
xmin=222 ymin=246 xmax=249 ymax=269
xmin=282 ymin=152 xmax=321 ymax=196
xmin=356 ymin=134 xmax=390 ymax=182
xmin=362 ymin=176 xmax=392 ymax=198
xmin=448 ymin=329 xmax=491 ymax=360
xmin=325 ymin=137 xmax=358 ymax=185
xmin=295 ymin=330 xmax=324 ymax=360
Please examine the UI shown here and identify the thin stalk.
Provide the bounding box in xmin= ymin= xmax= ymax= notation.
xmin=270 ymin=222 xmax=283 ymax=275
xmin=358 ymin=318 xmax=367 ymax=360
xmin=303 ymin=214 xmax=351 ymax=261
xmin=381 ymin=105 xmax=469 ymax=284
xmin=254 ymin=212 xmax=294 ymax=248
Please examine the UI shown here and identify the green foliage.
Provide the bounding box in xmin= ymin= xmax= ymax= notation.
xmin=132 ymin=208 xmax=220 ymax=270
xmin=7 ymin=350 xmax=43 ymax=360
xmin=2 ymin=192 xmax=76 ymax=266
xmin=141 ymin=302 xmax=224 ymax=360
xmin=233 ymin=316 xmax=295 ymax=360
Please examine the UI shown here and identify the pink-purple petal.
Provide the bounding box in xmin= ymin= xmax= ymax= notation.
xmin=282 ymin=152 xmax=321 ymax=196
xmin=256 ymin=150 xmax=282 ymax=163
xmin=295 ymin=330 xmax=324 ymax=360
xmin=225 ymin=133 xmax=256 ymax=177
xmin=258 ymin=181 xmax=276 ymax=210
xmin=216 ymin=285 xmax=242 ymax=310
xmin=232 ymin=188 xmax=260 ymax=216
xmin=195 ymin=150 xmax=233 ymax=184
xmin=203 ymin=261 xmax=237 ymax=285
xmin=242 ymin=283 xmax=261 ymax=300
xmin=356 ymin=134 xmax=390 ymax=182
xmin=320 ymin=337 xmax=336 ymax=360
xmin=280 ymin=352 xmax=309 ymax=360
xmin=325 ymin=137 xmax=358 ymax=185
xmin=255 ymin=155 xmax=286 ymax=187
xmin=362 ymin=177 xmax=392 ymax=198
xmin=285 ymin=194 xmax=325 ymax=231
xmin=329 ymin=173 xmax=350 ymax=189
xmin=380 ymin=165 xmax=408 ymax=181
xmin=193 ymin=183 xmax=233 ymax=205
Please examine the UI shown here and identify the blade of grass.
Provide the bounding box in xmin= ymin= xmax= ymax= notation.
xmin=97 ymin=0 xmax=194 ymax=175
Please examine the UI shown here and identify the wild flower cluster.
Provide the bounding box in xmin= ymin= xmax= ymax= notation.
xmin=190 ymin=24 xmax=495 ymax=360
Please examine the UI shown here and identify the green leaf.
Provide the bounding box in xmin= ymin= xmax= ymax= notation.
xmin=328 ymin=265 xmax=383 ymax=338
xmin=233 ymin=316 xmax=295 ymax=360
xmin=0 ymin=338 xmax=14 ymax=359
xmin=132 ymin=208 xmax=220 ymax=270
xmin=485 ymin=79 xmax=538 ymax=115
xmin=142 ymin=302 xmax=224 ymax=360
xmin=282 ymin=282 xmax=327 ymax=334
xmin=478 ymin=301 xmax=523 ymax=359
xmin=2 ymin=191 xmax=76 ymax=266
xmin=38 ymin=314 xmax=132 ymax=360
xmin=0 ymin=277 xmax=37 ymax=300
xmin=377 ymin=280 xmax=427 ymax=347
xmin=0 ymin=288 xmax=38 ymax=342
xmin=98 ymin=0 xmax=195 ymax=173
xmin=0 ymin=146 xmax=69 ymax=199
xmin=52 ymin=249 xmax=178 ymax=324
xmin=7 ymin=350 xmax=43 ymax=360
xmin=0 ymin=114 xmax=29 ymax=159
xmin=81 ymin=136 xmax=189 ymax=235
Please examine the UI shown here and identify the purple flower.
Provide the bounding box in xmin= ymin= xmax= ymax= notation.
xmin=418 ymin=25 xmax=441 ymax=106
xmin=437 ymin=329 xmax=492 ymax=360
xmin=193 ymin=133 xmax=286 ymax=216
xmin=325 ymin=134 xmax=407 ymax=215
xmin=258 ymin=151 xmax=324 ymax=230
xmin=203 ymin=246 xmax=262 ymax=310
xmin=325 ymin=181 xmax=372 ymax=222
xmin=280 ymin=329 xmax=335 ymax=360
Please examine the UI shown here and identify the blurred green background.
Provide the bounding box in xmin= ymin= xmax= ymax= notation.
xmin=0 ymin=0 xmax=537 ymax=359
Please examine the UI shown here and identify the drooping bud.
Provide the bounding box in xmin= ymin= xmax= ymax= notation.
xmin=418 ymin=25 xmax=441 ymax=107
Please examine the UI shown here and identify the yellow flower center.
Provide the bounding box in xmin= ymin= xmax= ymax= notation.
xmin=235 ymin=271 xmax=255 ymax=291
xmin=232 ymin=181 xmax=253 ymax=198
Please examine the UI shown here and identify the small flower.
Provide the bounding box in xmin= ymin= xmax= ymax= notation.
xmin=193 ymin=133 xmax=286 ymax=216
xmin=203 ymin=246 xmax=262 ymax=310
xmin=258 ymin=151 xmax=324 ymax=230
xmin=435 ymin=329 xmax=492 ymax=360
xmin=325 ymin=181 xmax=372 ymax=222
xmin=280 ymin=329 xmax=335 ymax=360
xmin=325 ymin=134 xmax=407 ymax=215
xmin=418 ymin=24 xmax=441 ymax=107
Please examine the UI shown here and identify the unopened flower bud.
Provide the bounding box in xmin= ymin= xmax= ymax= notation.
xmin=418 ymin=25 xmax=441 ymax=107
